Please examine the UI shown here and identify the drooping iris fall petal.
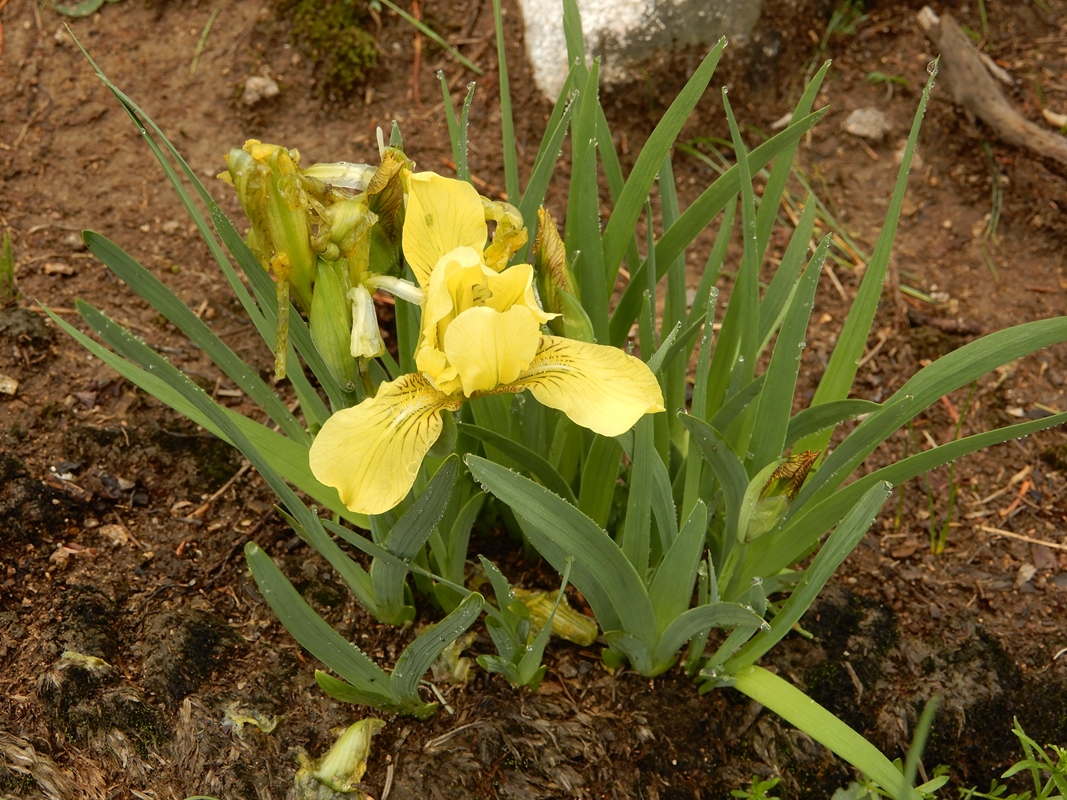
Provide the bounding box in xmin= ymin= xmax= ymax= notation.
xmin=308 ymin=373 xmax=462 ymax=515
xmin=510 ymin=336 xmax=666 ymax=437
xmin=402 ymin=173 xmax=487 ymax=289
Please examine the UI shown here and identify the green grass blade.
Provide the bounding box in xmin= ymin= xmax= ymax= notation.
xmin=458 ymin=423 xmax=576 ymax=504
xmin=378 ymin=0 xmax=484 ymax=75
xmin=74 ymin=51 xmax=339 ymax=420
xmin=757 ymin=197 xmax=819 ymax=354
xmin=795 ymin=64 xmax=938 ymax=454
xmin=491 ymin=0 xmax=519 ymax=200
xmin=685 ymin=202 xmax=734 ymax=332
xmin=439 ymin=76 xmax=477 ymax=183
xmin=621 ymin=415 xmax=655 ymax=576
xmin=561 ymin=0 xmax=586 ymax=65
xmin=84 ymin=232 xmax=307 ymax=443
xmin=47 ymin=302 xmax=364 ymax=527
xmin=756 ymin=409 xmax=1067 ymax=581
xmin=797 ymin=316 xmax=1067 ymax=509
xmin=601 ymin=41 xmax=725 ymax=286
xmin=245 ymin=542 xmax=392 ymax=700
xmin=517 ymin=78 xmax=577 ymax=243
xmin=566 ymin=60 xmax=608 ymax=340
xmin=748 ymin=235 xmax=830 ymax=469
xmin=785 ymin=399 xmax=881 ymax=445
xmin=59 ymin=298 xmax=377 ymax=611
xmin=390 ymin=592 xmax=484 ymax=705
xmin=727 ymin=481 xmax=889 ymax=667
xmin=578 ymin=434 xmax=622 ymax=528
xmin=371 ymin=459 xmax=459 ymax=624
xmin=681 ymin=316 xmax=717 ymax=518
xmin=753 ymin=61 xmax=830 ymax=263
xmin=438 ymin=492 xmax=485 ymax=586
xmin=609 ymin=109 xmax=826 ymax=347
xmin=467 ymin=455 xmax=656 ymax=643
xmin=731 ymin=666 xmax=921 ymax=800
xmin=648 ymin=501 xmax=708 ymax=631
xmin=679 ymin=416 xmax=749 ymax=545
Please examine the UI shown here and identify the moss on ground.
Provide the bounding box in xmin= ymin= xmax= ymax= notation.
xmin=277 ymin=0 xmax=379 ymax=97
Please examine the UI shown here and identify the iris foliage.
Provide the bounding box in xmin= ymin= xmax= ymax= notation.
xmin=55 ymin=3 xmax=1067 ymax=797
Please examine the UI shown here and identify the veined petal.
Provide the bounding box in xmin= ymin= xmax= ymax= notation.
xmin=309 ymin=373 xmax=462 ymax=515
xmin=403 ymin=172 xmax=487 ymax=289
xmin=511 ymin=336 xmax=665 ymax=437
xmin=443 ymin=306 xmax=541 ymax=396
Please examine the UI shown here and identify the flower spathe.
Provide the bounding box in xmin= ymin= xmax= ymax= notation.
xmin=309 ymin=172 xmax=665 ymax=515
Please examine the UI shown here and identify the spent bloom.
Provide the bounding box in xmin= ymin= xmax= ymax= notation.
xmin=309 ymin=172 xmax=665 ymax=515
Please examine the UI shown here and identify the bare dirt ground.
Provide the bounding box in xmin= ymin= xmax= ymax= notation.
xmin=1 ymin=0 xmax=1067 ymax=798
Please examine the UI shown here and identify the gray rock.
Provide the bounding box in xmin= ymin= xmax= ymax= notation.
xmin=517 ymin=0 xmax=762 ymax=99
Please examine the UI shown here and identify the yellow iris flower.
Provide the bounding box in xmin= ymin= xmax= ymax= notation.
xmin=309 ymin=172 xmax=665 ymax=515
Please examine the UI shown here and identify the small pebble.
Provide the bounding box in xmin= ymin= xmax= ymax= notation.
xmin=843 ymin=107 xmax=891 ymax=141
xmin=242 ymin=75 xmax=280 ymax=107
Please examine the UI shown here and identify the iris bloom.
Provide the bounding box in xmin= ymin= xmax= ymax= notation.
xmin=309 ymin=172 xmax=665 ymax=515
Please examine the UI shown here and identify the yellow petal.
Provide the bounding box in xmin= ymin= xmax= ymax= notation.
xmin=309 ymin=373 xmax=461 ymax=515
xmin=403 ymin=172 xmax=487 ymax=289
xmin=483 ymin=263 xmax=553 ymax=325
xmin=511 ymin=336 xmax=665 ymax=436
xmin=443 ymin=306 xmax=542 ymax=396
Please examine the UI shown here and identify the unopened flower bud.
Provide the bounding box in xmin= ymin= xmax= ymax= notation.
xmin=309 ymin=261 xmax=356 ymax=391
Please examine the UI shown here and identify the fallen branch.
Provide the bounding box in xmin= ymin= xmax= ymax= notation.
xmin=918 ymin=6 xmax=1067 ymax=167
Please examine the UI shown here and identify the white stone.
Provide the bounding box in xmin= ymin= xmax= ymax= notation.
xmin=517 ymin=0 xmax=762 ymax=99
xmin=843 ymin=107 xmax=891 ymax=141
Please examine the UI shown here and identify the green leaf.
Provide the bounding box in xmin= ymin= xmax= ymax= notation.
xmin=578 ymin=434 xmax=622 ymax=528
xmin=517 ymin=65 xmax=579 ymax=240
xmin=245 ymin=543 xmax=392 ymax=703
xmin=390 ymin=592 xmax=483 ymax=709
xmin=458 ymin=423 xmax=576 ymax=504
xmin=621 ymin=415 xmax=655 ymax=576
xmin=753 ymin=60 xmax=830 ymax=264
xmin=647 ymin=501 xmax=708 ymax=631
xmin=601 ymin=41 xmax=725 ymax=286
xmin=726 ymin=481 xmax=890 ymax=668
xmin=84 ymin=232 xmax=307 ymax=443
xmin=567 ymin=60 xmax=608 ymax=340
xmin=315 ymin=670 xmax=432 ymax=718
xmin=796 ymin=64 xmax=938 ymax=454
xmin=757 ymin=197 xmax=819 ymax=354
xmin=516 ymin=558 xmax=575 ymax=689
xmin=747 ymin=235 xmax=830 ymax=469
xmin=467 ymin=455 xmax=656 ymax=644
xmin=679 ymin=416 xmax=748 ymax=544
xmin=653 ymin=602 xmax=765 ymax=671
xmin=609 ymin=108 xmax=827 ymax=347
xmin=798 ymin=316 xmax=1067 ymax=510
xmin=731 ymin=666 xmax=921 ymax=800
xmin=491 ymin=0 xmax=518 ymax=200
xmin=371 ymin=459 xmax=459 ymax=625
xmin=758 ymin=408 xmax=1067 ymax=581
xmin=61 ymin=301 xmax=363 ymax=525
xmin=785 ymin=399 xmax=881 ymax=446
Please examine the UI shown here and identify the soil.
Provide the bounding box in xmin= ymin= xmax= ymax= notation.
xmin=1 ymin=0 xmax=1067 ymax=798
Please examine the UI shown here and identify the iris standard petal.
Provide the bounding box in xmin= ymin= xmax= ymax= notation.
xmin=510 ymin=336 xmax=665 ymax=437
xmin=403 ymin=173 xmax=487 ymax=289
xmin=443 ymin=305 xmax=542 ymax=396
xmin=309 ymin=373 xmax=462 ymax=515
